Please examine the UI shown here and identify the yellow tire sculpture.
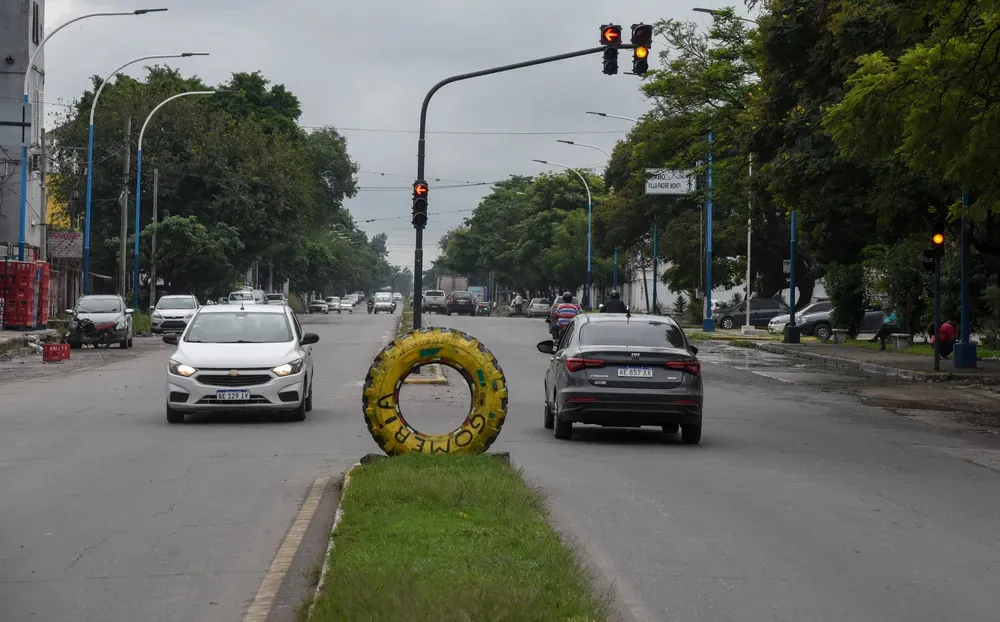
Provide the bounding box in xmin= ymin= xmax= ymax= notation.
xmin=362 ymin=327 xmax=508 ymax=455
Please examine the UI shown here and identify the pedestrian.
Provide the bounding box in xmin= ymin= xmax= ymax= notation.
xmin=870 ymin=305 xmax=899 ymax=351
xmin=513 ymin=293 xmax=524 ymax=316
xmin=928 ymin=318 xmax=958 ymax=358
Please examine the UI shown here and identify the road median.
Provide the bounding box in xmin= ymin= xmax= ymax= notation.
xmin=304 ymin=454 xmax=610 ymax=621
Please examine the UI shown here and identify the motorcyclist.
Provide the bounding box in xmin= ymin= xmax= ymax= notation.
xmin=367 ymin=296 xmax=374 ymax=313
xmin=550 ymin=291 xmax=581 ymax=340
xmin=602 ymin=290 xmax=628 ymax=313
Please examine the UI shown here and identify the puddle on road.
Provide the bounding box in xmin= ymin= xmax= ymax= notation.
xmin=697 ymin=341 xmax=875 ymax=386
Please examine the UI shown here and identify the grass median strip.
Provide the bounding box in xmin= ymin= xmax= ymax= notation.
xmin=307 ymin=454 xmax=609 ymax=622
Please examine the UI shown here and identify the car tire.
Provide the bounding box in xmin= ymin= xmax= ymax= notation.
xmin=166 ymin=406 xmax=184 ymax=424
xmin=543 ymin=400 xmax=554 ymax=430
xmin=69 ymin=340 xmax=81 ymax=350
xmin=681 ymin=423 xmax=702 ymax=445
xmin=119 ymin=337 xmax=128 ymax=349
xmin=304 ymin=378 xmax=313 ymax=412
xmin=814 ymin=323 xmax=832 ymax=341
xmin=128 ymin=337 xmax=134 ymax=348
xmin=720 ymin=316 xmax=735 ymax=330
xmin=290 ymin=399 xmax=306 ymax=422
xmin=662 ymin=423 xmax=679 ymax=435
xmin=553 ymin=417 xmax=573 ymax=440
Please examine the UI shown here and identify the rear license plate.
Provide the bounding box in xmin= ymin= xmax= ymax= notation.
xmin=216 ymin=390 xmax=250 ymax=401
xmin=618 ymin=367 xmax=653 ymax=378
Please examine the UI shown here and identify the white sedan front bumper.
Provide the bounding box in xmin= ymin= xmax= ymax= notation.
xmin=167 ymin=369 xmax=305 ymax=412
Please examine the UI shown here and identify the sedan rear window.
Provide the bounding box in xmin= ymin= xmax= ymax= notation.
xmin=580 ymin=320 xmax=687 ymax=349
xmin=452 ymin=292 xmax=471 ymax=299
xmin=425 ymin=290 xmax=445 ymax=297
xmin=184 ymin=312 xmax=292 ymax=343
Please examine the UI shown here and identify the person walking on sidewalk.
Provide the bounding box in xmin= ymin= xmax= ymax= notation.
xmin=871 ymin=305 xmax=899 ymax=351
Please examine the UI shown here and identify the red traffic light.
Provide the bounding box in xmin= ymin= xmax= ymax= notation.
xmin=413 ymin=181 xmax=428 ymax=197
xmin=600 ymin=24 xmax=622 ymax=46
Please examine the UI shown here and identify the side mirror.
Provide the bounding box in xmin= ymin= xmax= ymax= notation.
xmin=125 ymin=308 xmax=134 ymax=314
xmin=536 ymin=340 xmax=555 ymax=355
xmin=689 ymin=345 xmax=699 ymax=355
xmin=65 ymin=309 xmax=75 ymax=315
xmin=162 ymin=334 xmax=179 ymax=345
xmin=300 ymin=333 xmax=320 ymax=345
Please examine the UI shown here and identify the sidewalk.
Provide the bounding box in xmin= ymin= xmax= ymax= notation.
xmin=753 ymin=341 xmax=1000 ymax=382
xmin=0 ymin=329 xmax=61 ymax=358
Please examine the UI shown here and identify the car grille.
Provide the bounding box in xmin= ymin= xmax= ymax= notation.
xmin=196 ymin=374 xmax=271 ymax=387
xmin=196 ymin=394 xmax=269 ymax=405
xmin=161 ymin=320 xmax=186 ymax=329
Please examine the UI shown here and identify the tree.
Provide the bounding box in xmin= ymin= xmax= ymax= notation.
xmin=143 ymin=215 xmax=243 ymax=300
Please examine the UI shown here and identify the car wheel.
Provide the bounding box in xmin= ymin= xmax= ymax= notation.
xmin=166 ymin=405 xmax=184 ymax=424
xmin=681 ymin=423 xmax=702 ymax=445
xmin=119 ymin=337 xmax=128 ymax=349
xmin=662 ymin=423 xmax=679 ymax=435
xmin=720 ymin=316 xmax=735 ymax=330
xmin=543 ymin=400 xmax=554 ymax=430
xmin=304 ymin=379 xmax=313 ymax=412
xmin=553 ymin=417 xmax=573 ymax=440
xmin=814 ymin=323 xmax=832 ymax=341
xmin=290 ymin=399 xmax=306 ymax=422
xmin=69 ymin=340 xmax=81 ymax=350
xmin=128 ymin=337 xmax=134 ymax=348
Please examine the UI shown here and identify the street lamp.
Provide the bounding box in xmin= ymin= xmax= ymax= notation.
xmin=557 ymin=139 xmax=619 ymax=291
xmin=693 ymin=7 xmax=759 ymax=24
xmin=82 ymin=52 xmax=208 ymax=294
xmin=533 ymin=159 xmax=593 ymax=309
xmin=16 ymin=7 xmax=168 ymax=261
xmin=134 ymin=90 xmax=225 ymax=307
xmin=585 ymin=111 xmax=638 ymax=123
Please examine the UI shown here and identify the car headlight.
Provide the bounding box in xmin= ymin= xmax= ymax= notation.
xmin=152 ymin=311 xmax=163 ymax=319
xmin=272 ymin=358 xmax=304 ymax=377
xmin=116 ymin=316 xmax=127 ymax=329
xmin=169 ymin=359 xmax=197 ymax=377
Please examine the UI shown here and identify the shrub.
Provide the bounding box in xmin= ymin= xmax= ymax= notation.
xmin=287 ymin=292 xmax=306 ymax=314
xmin=824 ymin=263 xmax=866 ymax=338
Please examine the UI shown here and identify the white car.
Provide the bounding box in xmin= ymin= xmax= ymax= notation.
xmin=373 ymin=293 xmax=394 ymax=313
xmin=339 ymin=299 xmax=353 ymax=313
xmin=162 ymin=304 xmax=318 ymax=423
xmin=326 ymin=296 xmax=341 ymax=313
xmin=266 ymin=293 xmax=287 ymax=305
xmin=151 ymin=294 xmax=199 ymax=334
xmin=309 ymin=299 xmax=329 ymax=314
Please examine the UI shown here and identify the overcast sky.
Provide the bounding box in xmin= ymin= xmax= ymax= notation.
xmin=42 ymin=0 xmax=751 ymax=269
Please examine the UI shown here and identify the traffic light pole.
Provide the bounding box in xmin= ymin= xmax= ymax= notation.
xmin=933 ymin=253 xmax=941 ymax=372
xmin=412 ymin=44 xmax=637 ymax=329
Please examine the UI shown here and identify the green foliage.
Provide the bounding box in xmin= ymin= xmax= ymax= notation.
xmin=673 ymin=293 xmax=688 ymax=316
xmin=978 ymin=287 xmax=1000 ymax=350
xmin=862 ymin=238 xmax=926 ymax=333
xmin=824 ymin=262 xmax=867 ymax=337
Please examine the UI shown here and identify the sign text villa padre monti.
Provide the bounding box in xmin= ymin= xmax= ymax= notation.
xmin=644 ymin=168 xmax=696 ymax=195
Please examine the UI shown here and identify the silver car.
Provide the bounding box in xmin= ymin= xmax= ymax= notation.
xmin=162 ymin=304 xmax=318 ymax=423
xmin=527 ymin=298 xmax=552 ymax=318
xmin=151 ymin=294 xmax=199 ymax=334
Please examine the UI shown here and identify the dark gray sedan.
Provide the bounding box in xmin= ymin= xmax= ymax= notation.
xmin=536 ymin=314 xmax=704 ymax=444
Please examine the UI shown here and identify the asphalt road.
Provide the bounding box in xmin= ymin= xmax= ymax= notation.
xmin=423 ymin=313 xmax=1000 ymax=622
xmin=0 ymin=307 xmax=397 ymax=622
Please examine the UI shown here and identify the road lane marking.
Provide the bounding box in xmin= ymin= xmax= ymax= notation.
xmin=242 ymin=475 xmax=330 ymax=622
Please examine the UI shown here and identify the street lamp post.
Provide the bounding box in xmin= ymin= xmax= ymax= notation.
xmin=134 ymin=90 xmax=222 ymax=307
xmin=743 ymin=154 xmax=753 ymax=334
xmin=82 ymin=52 xmax=207 ymax=294
xmin=533 ymin=159 xmax=592 ymax=308
xmin=16 ymin=8 xmax=167 ymax=262
xmin=693 ymin=7 xmax=760 ymax=24
xmin=585 ymin=111 xmax=639 ymax=123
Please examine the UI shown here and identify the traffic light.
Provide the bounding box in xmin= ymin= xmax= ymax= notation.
xmin=600 ymin=24 xmax=622 ymax=46
xmin=631 ymin=23 xmax=653 ymax=75
xmin=412 ymin=180 xmax=428 ymax=228
xmin=602 ymin=47 xmax=618 ymax=75
xmin=932 ymin=219 xmax=946 ymax=248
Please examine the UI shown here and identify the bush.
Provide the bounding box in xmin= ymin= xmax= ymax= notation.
xmin=287 ymin=292 xmax=306 ymax=314
xmin=132 ymin=312 xmax=152 ymax=336
xmin=672 ymin=293 xmax=688 ymax=316
xmin=685 ymin=297 xmax=703 ymax=325
xmin=824 ymin=263 xmax=866 ymax=338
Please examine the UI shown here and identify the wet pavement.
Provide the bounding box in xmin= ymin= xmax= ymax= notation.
xmin=0 ymin=336 xmax=163 ymax=384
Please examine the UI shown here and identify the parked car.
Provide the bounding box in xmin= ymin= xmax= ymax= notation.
xmin=266 ymin=293 xmax=287 ymax=305
xmin=423 ymin=290 xmax=447 ymax=314
xmin=308 ymin=299 xmax=329 ymax=314
xmin=162 ymin=303 xmax=318 ymax=423
xmin=715 ymin=297 xmax=789 ymax=329
xmin=527 ymin=298 xmax=552 ymax=318
xmin=536 ymin=313 xmax=703 ymax=444
xmin=69 ymin=294 xmax=134 ymax=348
xmin=767 ymin=299 xmax=831 ymax=335
xmin=799 ymin=307 xmax=885 ymax=341
xmin=151 ymin=294 xmax=200 ymax=334
xmin=447 ymin=291 xmax=476 ymax=316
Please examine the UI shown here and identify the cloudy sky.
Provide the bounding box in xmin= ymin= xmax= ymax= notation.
xmin=41 ymin=0 xmax=752 ymax=269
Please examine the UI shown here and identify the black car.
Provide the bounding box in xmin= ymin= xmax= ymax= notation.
xmin=446 ymin=291 xmax=476 ymax=316
xmin=536 ymin=314 xmax=703 ymax=444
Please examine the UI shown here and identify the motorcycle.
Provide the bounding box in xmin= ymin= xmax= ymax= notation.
xmin=367 ymin=300 xmax=374 ymax=314
xmin=63 ymin=317 xmax=120 ymax=349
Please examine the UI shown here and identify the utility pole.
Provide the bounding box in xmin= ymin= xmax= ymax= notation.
xmin=39 ymin=128 xmax=48 ymax=262
xmin=149 ymin=168 xmax=158 ymax=310
xmin=119 ymin=116 xmax=131 ymax=297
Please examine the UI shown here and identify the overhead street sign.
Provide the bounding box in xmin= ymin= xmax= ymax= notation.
xmin=645 ymin=168 xmax=695 ymax=195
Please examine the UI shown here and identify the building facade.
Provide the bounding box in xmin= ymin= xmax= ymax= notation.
xmin=0 ymin=0 xmax=46 ymax=261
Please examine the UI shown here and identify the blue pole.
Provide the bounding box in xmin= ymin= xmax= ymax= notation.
xmin=703 ymin=132 xmax=715 ymax=331
xmin=652 ymin=214 xmax=658 ymax=314
xmin=82 ymin=123 xmax=96 ymax=294
xmin=133 ymin=149 xmax=142 ymax=308
xmin=613 ymin=247 xmax=618 ymax=289
xmin=784 ymin=209 xmax=801 ymax=343
xmin=18 ymin=93 xmax=29 ymax=261
xmin=586 ymin=197 xmax=592 ymax=309
xmin=954 ymin=188 xmax=977 ymax=367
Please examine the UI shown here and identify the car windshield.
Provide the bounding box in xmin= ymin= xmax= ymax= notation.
xmin=76 ymin=298 xmax=122 ymax=314
xmin=229 ymin=292 xmax=254 ymax=301
xmin=530 ymin=298 xmax=549 ymax=305
xmin=453 ymin=292 xmax=471 ymax=299
xmin=326 ymin=297 xmax=340 ymax=303
xmin=157 ymin=297 xmax=197 ymax=310
xmin=802 ymin=301 xmax=831 ymax=315
xmin=580 ymin=320 xmax=687 ymax=349
xmin=376 ymin=294 xmax=392 ymax=301
xmin=184 ymin=312 xmax=292 ymax=343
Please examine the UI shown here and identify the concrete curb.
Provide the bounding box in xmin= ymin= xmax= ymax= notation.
xmin=404 ymin=363 xmax=448 ymax=385
xmin=752 ymin=342 xmax=956 ymax=382
xmin=306 ymin=462 xmax=361 ymax=621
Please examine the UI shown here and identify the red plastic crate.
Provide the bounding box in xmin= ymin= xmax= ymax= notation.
xmin=42 ymin=343 xmax=70 ymax=362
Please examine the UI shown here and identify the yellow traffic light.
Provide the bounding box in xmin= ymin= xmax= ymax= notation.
xmin=932 ymin=233 xmax=944 ymax=245
xmin=635 ymin=46 xmax=649 ymax=59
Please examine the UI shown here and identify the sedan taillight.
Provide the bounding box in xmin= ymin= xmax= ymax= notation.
xmin=666 ymin=360 xmax=701 ymax=375
xmin=565 ymin=358 xmax=605 ymax=372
